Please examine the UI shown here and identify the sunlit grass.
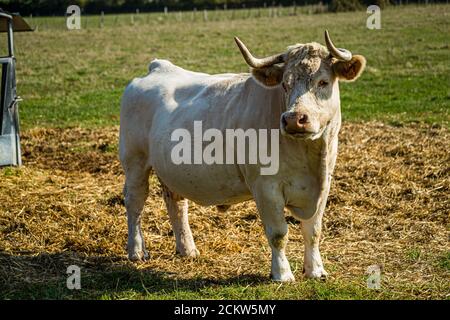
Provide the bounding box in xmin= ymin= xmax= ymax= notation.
xmin=13 ymin=4 xmax=449 ymax=129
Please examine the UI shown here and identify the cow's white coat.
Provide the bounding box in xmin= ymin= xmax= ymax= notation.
xmin=119 ymin=40 xmax=364 ymax=281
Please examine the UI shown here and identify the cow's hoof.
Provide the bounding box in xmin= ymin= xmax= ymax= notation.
xmin=177 ymin=248 xmax=200 ymax=258
xmin=128 ymin=250 xmax=149 ymax=262
xmin=304 ymin=268 xmax=328 ymax=280
xmin=271 ymin=272 xmax=296 ymax=282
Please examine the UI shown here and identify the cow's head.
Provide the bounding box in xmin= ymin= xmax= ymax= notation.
xmin=235 ymin=31 xmax=366 ymax=140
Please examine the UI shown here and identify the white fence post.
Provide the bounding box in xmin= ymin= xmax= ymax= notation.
xmin=29 ymin=13 xmax=33 ymax=26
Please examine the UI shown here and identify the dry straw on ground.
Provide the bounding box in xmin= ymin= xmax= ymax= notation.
xmin=0 ymin=122 xmax=448 ymax=298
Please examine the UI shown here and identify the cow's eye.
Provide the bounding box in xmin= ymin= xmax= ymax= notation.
xmin=318 ymin=80 xmax=329 ymax=87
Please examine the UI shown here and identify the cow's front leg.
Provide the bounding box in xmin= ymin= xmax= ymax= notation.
xmin=160 ymin=182 xmax=199 ymax=258
xmin=301 ymin=212 xmax=328 ymax=279
xmin=254 ymin=186 xmax=295 ymax=282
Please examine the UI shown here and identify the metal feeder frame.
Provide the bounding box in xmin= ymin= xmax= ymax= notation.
xmin=0 ymin=10 xmax=33 ymax=166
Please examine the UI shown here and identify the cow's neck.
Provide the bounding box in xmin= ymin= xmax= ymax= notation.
xmin=317 ymin=109 xmax=341 ymax=192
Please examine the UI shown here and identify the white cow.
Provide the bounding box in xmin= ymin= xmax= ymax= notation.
xmin=119 ymin=31 xmax=366 ymax=281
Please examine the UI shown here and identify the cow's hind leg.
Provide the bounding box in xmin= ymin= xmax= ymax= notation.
xmin=123 ymin=158 xmax=150 ymax=261
xmin=160 ymin=181 xmax=199 ymax=258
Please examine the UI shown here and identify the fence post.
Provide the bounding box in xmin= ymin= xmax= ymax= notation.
xmin=203 ymin=9 xmax=208 ymax=21
xmin=31 ymin=14 xmax=37 ymax=31
xmin=293 ymin=2 xmax=297 ymax=15
xmin=100 ymin=11 xmax=104 ymax=28
xmin=164 ymin=6 xmax=168 ymax=16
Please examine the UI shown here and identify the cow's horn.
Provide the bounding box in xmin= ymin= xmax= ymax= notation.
xmin=324 ymin=30 xmax=352 ymax=61
xmin=234 ymin=37 xmax=286 ymax=68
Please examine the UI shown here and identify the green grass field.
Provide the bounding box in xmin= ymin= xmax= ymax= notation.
xmin=13 ymin=4 xmax=449 ymax=129
xmin=0 ymin=4 xmax=449 ymax=300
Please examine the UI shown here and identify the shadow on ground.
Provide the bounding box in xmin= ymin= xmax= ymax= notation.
xmin=0 ymin=251 xmax=269 ymax=299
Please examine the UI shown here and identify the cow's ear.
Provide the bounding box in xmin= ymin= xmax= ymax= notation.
xmin=332 ymin=55 xmax=366 ymax=82
xmin=251 ymin=65 xmax=285 ymax=88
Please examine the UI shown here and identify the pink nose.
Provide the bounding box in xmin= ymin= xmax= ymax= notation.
xmin=282 ymin=113 xmax=309 ymax=133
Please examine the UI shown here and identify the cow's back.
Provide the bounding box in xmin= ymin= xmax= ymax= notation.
xmin=119 ymin=60 xmax=257 ymax=205
xmin=120 ymin=59 xmax=245 ymax=153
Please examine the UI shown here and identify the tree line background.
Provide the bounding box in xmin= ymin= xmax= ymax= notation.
xmin=0 ymin=0 xmax=446 ymax=15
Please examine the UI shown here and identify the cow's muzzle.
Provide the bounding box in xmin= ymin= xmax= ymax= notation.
xmin=281 ymin=112 xmax=314 ymax=137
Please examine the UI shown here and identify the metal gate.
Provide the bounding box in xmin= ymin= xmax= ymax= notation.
xmin=0 ymin=10 xmax=32 ymax=166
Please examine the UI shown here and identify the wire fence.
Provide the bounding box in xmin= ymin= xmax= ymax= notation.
xmin=25 ymin=2 xmax=442 ymax=31
xmin=28 ymin=4 xmax=329 ymax=31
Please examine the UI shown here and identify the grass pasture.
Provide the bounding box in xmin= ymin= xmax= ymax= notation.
xmin=0 ymin=4 xmax=449 ymax=299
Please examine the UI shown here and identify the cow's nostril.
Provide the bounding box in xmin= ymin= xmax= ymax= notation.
xmin=298 ymin=114 xmax=308 ymax=124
